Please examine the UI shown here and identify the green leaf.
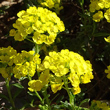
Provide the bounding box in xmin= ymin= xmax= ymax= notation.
xmin=0 ymin=93 xmax=9 ymax=101
xmin=94 ymin=33 xmax=110 ymax=37
xmin=60 ymin=101 xmax=70 ymax=108
xmin=12 ymin=83 xmax=24 ymax=89
xmin=19 ymin=76 xmax=27 ymax=81
xmin=55 ymin=94 xmax=64 ymax=104
xmin=78 ymin=99 xmax=90 ymax=109
xmin=27 ymin=91 xmax=36 ymax=96
xmin=75 ymin=105 xmax=90 ymax=110
xmin=13 ymin=89 xmax=22 ymax=100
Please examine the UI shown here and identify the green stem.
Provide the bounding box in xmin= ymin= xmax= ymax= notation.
xmin=27 ymin=75 xmax=43 ymax=104
xmin=34 ymin=43 xmax=41 ymax=77
xmin=5 ymin=79 xmax=16 ymax=110
xmin=35 ymin=43 xmax=40 ymax=54
xmin=26 ymin=38 xmax=35 ymax=43
xmin=35 ymin=91 xmax=44 ymax=105
xmin=80 ymin=0 xmax=84 ymax=14
xmin=42 ymin=86 xmax=51 ymax=110
xmin=63 ymin=76 xmax=75 ymax=110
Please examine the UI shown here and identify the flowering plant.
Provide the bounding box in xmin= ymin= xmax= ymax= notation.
xmin=0 ymin=0 xmax=110 ymax=110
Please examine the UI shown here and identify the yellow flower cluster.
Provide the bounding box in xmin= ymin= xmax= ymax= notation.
xmin=0 ymin=46 xmax=17 ymax=79
xmin=13 ymin=50 xmax=41 ymax=79
xmin=89 ymin=0 xmax=110 ymax=22
xmin=105 ymin=65 xmax=110 ymax=79
xmin=0 ymin=46 xmax=41 ymax=80
xmin=38 ymin=0 xmax=63 ymax=14
xmin=91 ymin=100 xmax=110 ymax=110
xmin=28 ymin=49 xmax=93 ymax=95
xmin=9 ymin=6 xmax=65 ymax=45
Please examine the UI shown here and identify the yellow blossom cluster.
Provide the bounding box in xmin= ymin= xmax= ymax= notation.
xmin=91 ymin=100 xmax=110 ymax=110
xmin=0 ymin=46 xmax=41 ymax=80
xmin=9 ymin=6 xmax=65 ymax=45
xmin=0 ymin=46 xmax=17 ymax=79
xmin=105 ymin=65 xmax=110 ymax=79
xmin=37 ymin=0 xmax=63 ymax=14
xmin=13 ymin=50 xmax=41 ymax=79
xmin=89 ymin=0 xmax=110 ymax=22
xmin=28 ymin=49 xmax=93 ymax=95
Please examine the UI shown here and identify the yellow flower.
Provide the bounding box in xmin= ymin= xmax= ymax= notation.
xmin=54 ymin=65 xmax=69 ymax=77
xmin=72 ymin=86 xmax=81 ymax=95
xmin=89 ymin=1 xmax=100 ymax=12
xmin=28 ymin=80 xmax=43 ymax=92
xmin=38 ymin=49 xmax=93 ymax=94
xmin=32 ymin=53 xmax=41 ymax=64
xmin=105 ymin=65 xmax=110 ymax=79
xmin=17 ymin=10 xmax=25 ymax=17
xmin=104 ymin=36 xmax=110 ymax=43
xmin=9 ymin=29 xmax=16 ymax=36
xmin=26 ymin=6 xmax=37 ymax=15
xmin=14 ymin=32 xmax=24 ymax=41
xmin=0 ymin=46 xmax=17 ymax=66
xmin=10 ymin=6 xmax=65 ymax=44
xmin=51 ymin=82 xmax=64 ymax=93
xmin=32 ymin=32 xmax=45 ymax=44
xmin=38 ymin=0 xmax=63 ymax=14
xmin=39 ymin=70 xmax=50 ymax=85
xmin=81 ymin=72 xmax=94 ymax=84
xmin=104 ymin=8 xmax=110 ymax=23
xmin=93 ymin=100 xmax=110 ymax=110
xmin=68 ymin=73 xmax=80 ymax=87
xmin=0 ymin=68 xmax=9 ymax=79
xmin=93 ymin=11 xmax=103 ymax=22
xmin=13 ymin=65 xmax=27 ymax=79
xmin=107 ymin=73 xmax=110 ymax=79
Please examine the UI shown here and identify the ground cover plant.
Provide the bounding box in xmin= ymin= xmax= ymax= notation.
xmin=0 ymin=0 xmax=110 ymax=110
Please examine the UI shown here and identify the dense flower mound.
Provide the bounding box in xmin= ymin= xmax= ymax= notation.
xmin=37 ymin=0 xmax=63 ymax=14
xmin=13 ymin=50 xmax=41 ymax=79
xmin=9 ymin=6 xmax=65 ymax=45
xmin=0 ymin=46 xmax=41 ymax=79
xmin=28 ymin=49 xmax=93 ymax=95
xmin=0 ymin=46 xmax=17 ymax=79
xmin=89 ymin=0 xmax=110 ymax=22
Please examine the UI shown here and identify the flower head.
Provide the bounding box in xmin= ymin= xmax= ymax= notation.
xmin=9 ymin=6 xmax=65 ymax=45
xmin=93 ymin=11 xmax=103 ymax=22
xmin=37 ymin=49 xmax=93 ymax=94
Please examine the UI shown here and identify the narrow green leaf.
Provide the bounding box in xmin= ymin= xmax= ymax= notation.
xmin=0 ymin=93 xmax=9 ymax=101
xmin=94 ymin=33 xmax=110 ymax=37
xmin=27 ymin=91 xmax=36 ymax=96
xmin=12 ymin=83 xmax=24 ymax=89
xmin=78 ymin=99 xmax=90 ymax=109
xmin=13 ymin=89 xmax=22 ymax=100
xmin=19 ymin=76 xmax=27 ymax=81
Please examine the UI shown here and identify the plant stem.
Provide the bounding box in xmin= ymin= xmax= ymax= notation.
xmin=5 ymin=79 xmax=16 ymax=110
xmin=35 ymin=91 xmax=44 ymax=105
xmin=63 ymin=76 xmax=75 ymax=110
xmin=42 ymin=86 xmax=51 ymax=110
xmin=35 ymin=43 xmax=41 ymax=77
xmin=27 ymin=75 xmax=43 ymax=105
xmin=35 ymin=43 xmax=40 ymax=54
